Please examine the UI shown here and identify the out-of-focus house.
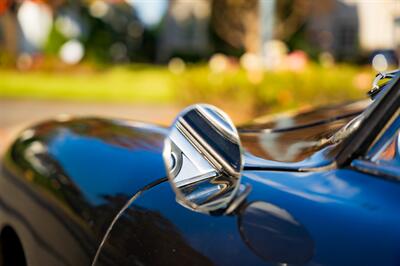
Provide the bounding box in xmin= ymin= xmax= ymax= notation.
xmin=307 ymin=0 xmax=400 ymax=60
xmin=356 ymin=0 xmax=400 ymax=52
xmin=396 ymin=16 xmax=400 ymax=53
xmin=307 ymin=0 xmax=359 ymax=60
xmin=0 ymin=0 xmax=399 ymax=64
xmin=158 ymin=0 xmax=400 ymax=62
xmin=157 ymin=0 xmax=211 ymax=62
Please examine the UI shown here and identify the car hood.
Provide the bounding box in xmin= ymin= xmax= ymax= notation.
xmin=239 ymin=100 xmax=370 ymax=170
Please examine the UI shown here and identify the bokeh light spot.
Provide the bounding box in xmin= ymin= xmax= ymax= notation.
xmin=59 ymin=40 xmax=85 ymax=65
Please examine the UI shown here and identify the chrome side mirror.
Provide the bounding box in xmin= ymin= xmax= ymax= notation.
xmin=163 ymin=104 xmax=244 ymax=214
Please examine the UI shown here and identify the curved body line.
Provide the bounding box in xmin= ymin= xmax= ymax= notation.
xmin=91 ymin=176 xmax=168 ymax=266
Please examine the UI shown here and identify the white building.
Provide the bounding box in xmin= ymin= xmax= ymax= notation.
xmin=351 ymin=0 xmax=400 ymax=51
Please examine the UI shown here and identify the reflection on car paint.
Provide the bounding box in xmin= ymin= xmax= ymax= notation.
xmin=239 ymin=201 xmax=314 ymax=264
xmin=1 ymin=118 xmax=168 ymax=265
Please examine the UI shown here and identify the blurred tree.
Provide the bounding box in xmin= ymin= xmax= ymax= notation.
xmin=0 ymin=1 xmax=18 ymax=60
xmin=45 ymin=0 xmax=155 ymax=64
xmin=0 ymin=0 xmax=12 ymax=15
xmin=274 ymin=0 xmax=318 ymax=58
xmin=275 ymin=0 xmax=311 ymax=42
xmin=275 ymin=0 xmax=359 ymax=61
xmin=210 ymin=0 xmax=259 ymax=55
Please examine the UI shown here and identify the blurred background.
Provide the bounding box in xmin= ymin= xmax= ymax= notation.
xmin=0 ymin=0 xmax=399 ymax=147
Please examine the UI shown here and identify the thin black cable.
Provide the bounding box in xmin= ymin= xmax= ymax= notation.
xmin=91 ymin=176 xmax=168 ymax=266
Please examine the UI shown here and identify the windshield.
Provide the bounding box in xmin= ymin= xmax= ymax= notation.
xmin=239 ymin=71 xmax=399 ymax=165
xmin=239 ymin=99 xmax=373 ymax=163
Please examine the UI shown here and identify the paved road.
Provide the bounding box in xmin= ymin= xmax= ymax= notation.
xmin=0 ymin=99 xmax=180 ymax=153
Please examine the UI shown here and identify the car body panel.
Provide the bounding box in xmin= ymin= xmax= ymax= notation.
xmin=96 ymin=169 xmax=400 ymax=266
xmin=0 ymin=118 xmax=167 ymax=265
xmin=0 ymin=97 xmax=398 ymax=266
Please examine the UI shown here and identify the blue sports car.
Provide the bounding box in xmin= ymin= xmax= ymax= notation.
xmin=0 ymin=70 xmax=399 ymax=266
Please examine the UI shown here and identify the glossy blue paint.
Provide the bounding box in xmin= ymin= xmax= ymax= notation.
xmin=239 ymin=201 xmax=314 ymax=264
xmin=47 ymin=129 xmax=165 ymax=205
xmin=0 ymin=94 xmax=398 ymax=265
xmin=244 ymin=169 xmax=400 ymax=265
xmin=0 ymin=118 xmax=169 ymax=265
xmin=97 ymin=167 xmax=400 ymax=266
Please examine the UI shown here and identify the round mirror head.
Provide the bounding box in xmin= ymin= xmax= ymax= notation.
xmin=163 ymin=104 xmax=244 ymax=213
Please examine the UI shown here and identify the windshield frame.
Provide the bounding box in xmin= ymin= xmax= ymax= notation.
xmin=239 ymin=71 xmax=400 ymax=172
xmin=336 ymin=72 xmax=400 ymax=167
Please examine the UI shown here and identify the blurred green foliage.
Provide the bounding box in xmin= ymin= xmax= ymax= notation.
xmin=0 ymin=66 xmax=172 ymax=103
xmin=0 ymin=64 xmax=372 ymax=116
xmin=173 ymin=64 xmax=372 ymax=115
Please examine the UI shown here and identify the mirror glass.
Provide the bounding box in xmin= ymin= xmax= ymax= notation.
xmin=163 ymin=104 xmax=243 ymax=213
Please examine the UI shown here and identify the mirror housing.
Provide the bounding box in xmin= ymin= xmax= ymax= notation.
xmin=163 ymin=104 xmax=244 ymax=214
